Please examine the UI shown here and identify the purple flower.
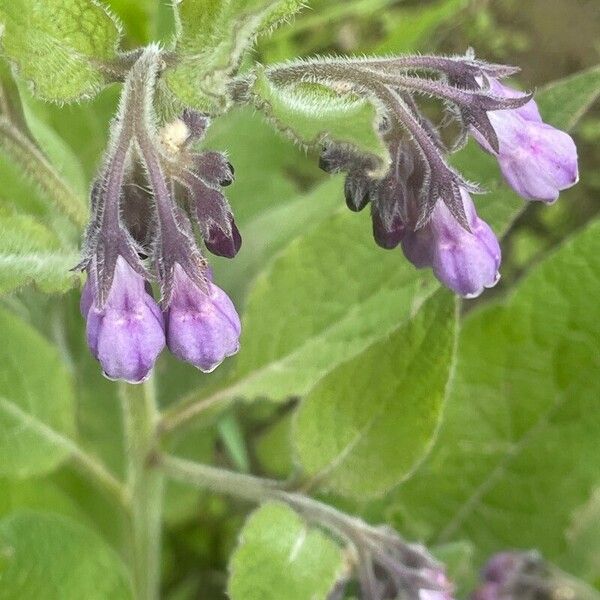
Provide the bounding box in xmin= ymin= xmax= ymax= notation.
xmin=419 ymin=569 xmax=455 ymax=600
xmin=470 ymin=551 xmax=551 ymax=600
xmin=473 ymin=79 xmax=578 ymax=203
xmin=82 ymin=257 xmax=165 ymax=383
xmin=164 ymin=264 xmax=241 ymax=372
xmin=482 ymin=552 xmax=520 ymax=584
xmin=402 ymin=189 xmax=501 ymax=298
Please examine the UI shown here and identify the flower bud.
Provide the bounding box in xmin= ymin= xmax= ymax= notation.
xmin=370 ymin=167 xmax=408 ymax=249
xmin=344 ymin=173 xmax=371 ymax=212
xmin=473 ymin=79 xmax=578 ymax=203
xmin=165 ymin=264 xmax=241 ymax=372
xmin=402 ymin=190 xmax=501 ymax=298
xmin=83 ymin=257 xmax=165 ymax=383
xmin=204 ymin=214 xmax=242 ymax=259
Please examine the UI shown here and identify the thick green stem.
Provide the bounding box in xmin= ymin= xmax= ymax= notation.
xmin=158 ymin=454 xmax=437 ymax=570
xmin=121 ymin=380 xmax=164 ymax=600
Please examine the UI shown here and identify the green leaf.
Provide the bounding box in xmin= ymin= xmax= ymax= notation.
xmin=104 ymin=0 xmax=161 ymax=45
xmin=0 ymin=478 xmax=85 ymax=523
xmin=214 ymin=177 xmax=342 ymax=302
xmin=249 ymin=71 xmax=389 ymax=170
xmin=375 ymin=0 xmax=468 ymax=54
xmin=166 ymin=0 xmax=304 ymax=111
xmin=19 ymin=86 xmax=88 ymax=197
xmin=255 ymin=411 xmax=294 ymax=478
xmin=537 ymin=64 xmax=600 ymax=132
xmin=16 ymin=83 xmax=120 ymax=182
xmin=0 ymin=211 xmax=80 ymax=295
xmin=294 ymin=291 xmax=457 ymax=499
xmin=560 ymin=488 xmax=600 ymax=587
xmin=0 ymin=0 xmax=122 ymax=102
xmin=386 ymin=220 xmax=600 ymax=572
xmin=0 ymin=306 xmax=76 ymax=477
xmin=217 ymin=210 xmax=439 ymax=404
xmin=0 ymin=117 xmax=88 ymax=228
xmin=228 ymin=503 xmax=343 ymax=600
xmin=0 ymin=510 xmax=132 ymax=599
xmin=432 ymin=541 xmax=477 ymax=598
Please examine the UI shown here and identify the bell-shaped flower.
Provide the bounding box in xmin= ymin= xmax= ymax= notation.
xmin=82 ymin=257 xmax=165 ymax=383
xmin=164 ymin=264 xmax=241 ymax=372
xmin=402 ymin=190 xmax=501 ymax=298
xmin=473 ymin=79 xmax=578 ymax=203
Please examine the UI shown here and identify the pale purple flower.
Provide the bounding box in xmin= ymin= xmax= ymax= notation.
xmin=419 ymin=569 xmax=455 ymax=600
xmin=82 ymin=257 xmax=165 ymax=383
xmin=474 ymin=78 xmax=579 ymax=203
xmin=482 ymin=552 xmax=520 ymax=584
xmin=165 ymin=264 xmax=241 ymax=372
xmin=470 ymin=551 xmax=550 ymax=600
xmin=402 ymin=189 xmax=501 ymax=298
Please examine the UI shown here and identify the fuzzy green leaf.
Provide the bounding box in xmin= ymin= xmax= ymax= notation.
xmin=294 ymin=291 xmax=457 ymax=498
xmin=249 ymin=71 xmax=389 ymax=169
xmin=0 ymin=0 xmax=122 ymax=102
xmin=536 ymin=64 xmax=600 ymax=132
xmin=228 ymin=503 xmax=343 ymax=600
xmin=166 ymin=0 xmax=304 ymax=111
xmin=217 ymin=210 xmax=439 ymax=404
xmin=0 ymin=211 xmax=80 ymax=295
xmin=0 ymin=511 xmax=132 ymax=599
xmin=0 ymin=307 xmax=76 ymax=477
xmin=387 ymin=220 xmax=600 ymax=575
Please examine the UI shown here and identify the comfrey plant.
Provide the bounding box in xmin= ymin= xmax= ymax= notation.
xmin=0 ymin=1 xmax=594 ymax=600
xmin=78 ymin=46 xmax=577 ymax=381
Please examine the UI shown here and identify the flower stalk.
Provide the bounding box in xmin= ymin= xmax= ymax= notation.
xmin=120 ymin=380 xmax=164 ymax=600
xmin=158 ymin=453 xmax=448 ymax=599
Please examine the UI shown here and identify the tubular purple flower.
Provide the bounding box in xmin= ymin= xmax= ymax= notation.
xmin=419 ymin=569 xmax=455 ymax=600
xmin=165 ymin=264 xmax=241 ymax=373
xmin=402 ymin=189 xmax=501 ymax=298
xmin=83 ymin=257 xmax=165 ymax=383
xmin=473 ymin=79 xmax=579 ymax=202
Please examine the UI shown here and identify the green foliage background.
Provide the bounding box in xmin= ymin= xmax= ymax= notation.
xmin=0 ymin=1 xmax=599 ymax=599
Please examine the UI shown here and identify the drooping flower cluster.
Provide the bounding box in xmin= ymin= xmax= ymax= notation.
xmin=78 ymin=48 xmax=241 ymax=383
xmin=78 ymin=48 xmax=580 ymax=381
xmin=327 ymin=525 xmax=455 ymax=600
xmin=470 ymin=551 xmax=585 ymax=599
xmin=305 ymin=53 xmax=579 ymax=297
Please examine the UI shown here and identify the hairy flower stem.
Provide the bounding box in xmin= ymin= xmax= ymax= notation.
xmin=158 ymin=453 xmax=438 ymax=572
xmin=120 ymin=381 xmax=164 ymax=600
xmin=266 ymin=61 xmax=476 ymax=227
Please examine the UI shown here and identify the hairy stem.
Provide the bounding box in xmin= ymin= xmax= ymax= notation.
xmin=158 ymin=453 xmax=437 ymax=570
xmin=121 ymin=381 xmax=164 ymax=600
